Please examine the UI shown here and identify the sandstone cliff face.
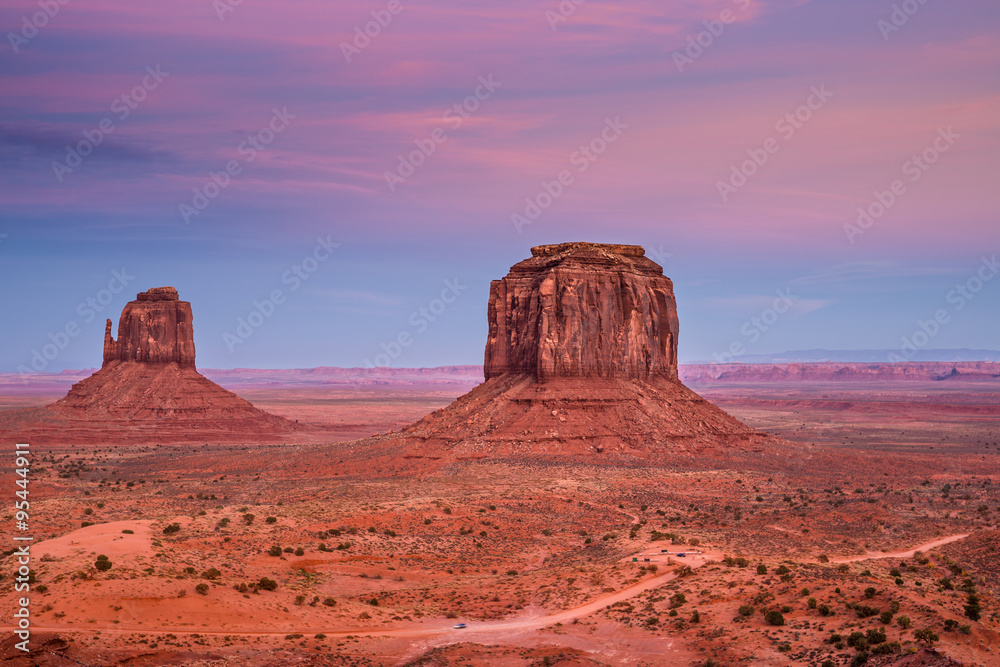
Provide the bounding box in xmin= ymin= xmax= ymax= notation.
xmin=379 ymin=242 xmax=798 ymax=469
xmin=485 ymin=243 xmax=677 ymax=381
xmin=2 ymin=286 xmax=296 ymax=443
xmin=103 ymin=287 xmax=196 ymax=368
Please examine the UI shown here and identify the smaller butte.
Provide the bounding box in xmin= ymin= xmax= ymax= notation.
xmin=1 ymin=287 xmax=294 ymax=444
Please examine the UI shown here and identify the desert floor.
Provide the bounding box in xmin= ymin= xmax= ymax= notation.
xmin=1 ymin=375 xmax=998 ymax=666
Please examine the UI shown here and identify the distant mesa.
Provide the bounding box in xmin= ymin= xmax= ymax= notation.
xmin=1 ymin=287 xmax=294 ymax=443
xmin=357 ymin=242 xmax=797 ymax=468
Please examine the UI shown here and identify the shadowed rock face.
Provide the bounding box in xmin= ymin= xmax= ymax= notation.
xmin=103 ymin=287 xmax=196 ymax=368
xmin=485 ymin=243 xmax=678 ymax=381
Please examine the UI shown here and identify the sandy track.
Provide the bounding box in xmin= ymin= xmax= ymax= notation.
xmin=830 ymin=533 xmax=969 ymax=563
xmin=7 ymin=536 xmax=968 ymax=642
xmin=13 ymin=554 xmax=716 ymax=642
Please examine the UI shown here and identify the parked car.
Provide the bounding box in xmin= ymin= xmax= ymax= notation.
xmin=453 ymin=623 xmax=467 ymax=629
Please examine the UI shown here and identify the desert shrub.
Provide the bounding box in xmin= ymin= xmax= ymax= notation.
xmin=775 ymin=565 xmax=790 ymax=575
xmin=283 ymin=546 xmax=294 ymax=553
xmin=864 ymin=587 xmax=877 ymax=599
xmin=201 ymin=568 xmax=221 ymax=580
xmin=737 ymin=605 xmax=755 ymax=617
xmin=897 ymin=614 xmax=911 ymax=628
xmin=939 ymin=577 xmax=954 ymax=590
xmin=294 ymin=547 xmax=304 ymax=556
xmin=913 ymin=628 xmax=938 ymax=644
xmin=95 ymin=555 xmax=112 ymax=572
xmin=872 ymin=641 xmax=901 ymax=655
xmin=690 ymin=609 xmax=700 ymax=623
xmin=368 ymin=598 xmax=379 ymax=606
xmin=965 ymin=593 xmax=981 ymax=621
xmin=855 ymin=604 xmax=879 ymax=618
xmin=756 ymin=564 xmax=767 ymax=575
xmin=295 ymin=594 xmax=306 ymax=605
xmin=851 ymin=651 xmax=869 ymax=666
xmin=669 ymin=593 xmax=686 ymax=608
xmin=258 ymin=577 xmax=278 ymax=591
xmin=322 ymin=597 xmax=336 ymax=607
xmin=865 ymin=628 xmax=886 ymax=644
xmin=163 ymin=523 xmax=181 ymax=534
xmin=242 ymin=513 xmax=254 ymax=525
xmin=121 ymin=529 xmax=134 ymax=534
xmin=195 ymin=583 xmax=209 ymax=595
xmin=442 ymin=507 xmax=452 ymax=515
xmin=506 ymin=569 xmax=518 ymax=576
xmin=267 ymin=545 xmax=282 ymax=557
xmin=764 ymin=610 xmax=784 ymax=626
xmin=265 ymin=516 xmax=277 ymax=524
xmin=879 ymin=610 xmax=894 ymax=624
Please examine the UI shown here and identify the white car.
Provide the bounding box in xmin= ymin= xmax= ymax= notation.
xmin=453 ymin=623 xmax=467 ymax=629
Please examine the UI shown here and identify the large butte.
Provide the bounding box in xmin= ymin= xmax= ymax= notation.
xmin=339 ymin=242 xmax=805 ymax=471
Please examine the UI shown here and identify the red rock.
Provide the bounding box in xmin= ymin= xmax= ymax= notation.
xmin=485 ymin=242 xmax=678 ymax=381
xmin=348 ymin=243 xmax=801 ymax=471
xmin=103 ymin=286 xmax=196 ymax=367
xmin=1 ymin=286 xmax=295 ymax=443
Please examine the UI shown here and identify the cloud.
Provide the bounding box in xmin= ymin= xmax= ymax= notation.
xmin=711 ymin=293 xmax=831 ymax=315
xmin=789 ymin=262 xmax=958 ymax=286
